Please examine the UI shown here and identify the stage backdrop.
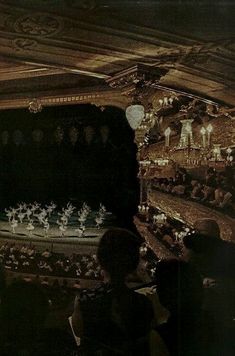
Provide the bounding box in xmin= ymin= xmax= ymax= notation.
xmin=0 ymin=104 xmax=139 ymax=225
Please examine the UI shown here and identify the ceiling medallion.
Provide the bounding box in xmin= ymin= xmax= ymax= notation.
xmin=14 ymin=13 xmax=62 ymax=37
xmin=28 ymin=99 xmax=43 ymax=114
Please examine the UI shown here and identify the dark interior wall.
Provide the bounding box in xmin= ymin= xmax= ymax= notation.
xmin=0 ymin=104 xmax=139 ymax=226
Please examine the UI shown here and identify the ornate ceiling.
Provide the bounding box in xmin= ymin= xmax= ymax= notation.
xmin=0 ymin=0 xmax=234 ymax=110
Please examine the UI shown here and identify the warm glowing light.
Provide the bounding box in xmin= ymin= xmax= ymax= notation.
xmin=125 ymin=104 xmax=145 ymax=130
xmin=200 ymin=127 xmax=206 ymax=135
xmin=206 ymin=124 xmax=213 ymax=133
xmin=164 ymin=127 xmax=171 ymax=147
xmin=164 ymin=127 xmax=171 ymax=136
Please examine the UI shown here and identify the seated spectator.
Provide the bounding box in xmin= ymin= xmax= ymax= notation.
xmin=72 ymin=228 xmax=154 ymax=355
xmin=20 ymin=244 xmax=27 ymax=254
xmin=182 ymin=233 xmax=235 ymax=354
xmin=194 ymin=218 xmax=221 ymax=239
xmin=72 ymin=280 xmax=81 ymax=289
xmin=201 ymin=184 xmax=215 ymax=202
xmin=41 ymin=249 xmax=51 ymax=258
xmin=191 ymin=181 xmax=204 ymax=200
xmin=0 ymin=242 xmax=103 ymax=281
xmin=155 ymin=259 xmax=203 ymax=356
xmin=209 ymin=186 xmax=225 ymax=207
xmin=23 ymin=275 xmax=33 ymax=283
xmin=165 ymin=180 xmax=174 ymax=193
xmin=218 ymin=185 xmax=233 ymax=208
xmin=162 ymin=234 xmax=174 ymax=247
xmin=205 ymin=168 xmax=217 ymax=188
xmin=171 ymin=184 xmax=185 ymax=195
xmin=182 ymin=233 xmax=235 ymax=279
xmin=9 ymin=243 xmax=16 ymax=254
xmin=41 ymin=277 xmax=49 ymax=286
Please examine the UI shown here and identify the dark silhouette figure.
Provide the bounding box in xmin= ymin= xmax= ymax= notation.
xmin=72 ymin=228 xmax=153 ymax=355
xmin=155 ymin=259 xmax=203 ymax=356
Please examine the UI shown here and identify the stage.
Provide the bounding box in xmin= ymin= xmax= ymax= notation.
xmin=0 ymin=207 xmax=116 ymax=241
xmin=0 ymin=210 xmax=112 ymax=253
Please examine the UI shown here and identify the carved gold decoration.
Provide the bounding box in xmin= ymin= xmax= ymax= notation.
xmin=28 ymin=98 xmax=42 ymax=113
xmin=14 ymin=13 xmax=62 ymax=37
xmin=106 ymin=64 xmax=168 ymax=90
xmin=12 ymin=38 xmax=38 ymax=51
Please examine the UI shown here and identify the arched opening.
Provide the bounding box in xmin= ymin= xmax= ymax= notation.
xmin=0 ymin=104 xmax=139 ymax=228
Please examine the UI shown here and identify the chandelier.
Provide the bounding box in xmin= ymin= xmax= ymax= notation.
xmin=125 ymin=101 xmax=145 ymax=130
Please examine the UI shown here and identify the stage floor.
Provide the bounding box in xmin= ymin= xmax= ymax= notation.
xmin=0 ymin=210 xmax=115 ymax=246
xmin=0 ymin=221 xmax=106 ymax=244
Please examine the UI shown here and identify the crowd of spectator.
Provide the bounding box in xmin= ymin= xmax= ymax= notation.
xmin=138 ymin=206 xmax=191 ymax=256
xmin=0 ymin=225 xmax=234 ymax=355
xmin=152 ymin=167 xmax=235 ymax=215
xmin=0 ymin=242 xmax=101 ymax=280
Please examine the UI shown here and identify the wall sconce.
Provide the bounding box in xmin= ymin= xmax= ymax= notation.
xmin=164 ymin=127 xmax=171 ymax=147
xmin=200 ymin=127 xmax=206 ymax=148
xmin=206 ymin=124 xmax=213 ymax=146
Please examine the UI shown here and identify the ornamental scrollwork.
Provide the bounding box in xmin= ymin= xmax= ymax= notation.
xmin=14 ymin=13 xmax=62 ymax=37
xmin=12 ymin=38 xmax=38 ymax=51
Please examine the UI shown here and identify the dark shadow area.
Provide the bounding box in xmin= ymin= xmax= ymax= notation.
xmin=0 ymin=104 xmax=139 ymax=228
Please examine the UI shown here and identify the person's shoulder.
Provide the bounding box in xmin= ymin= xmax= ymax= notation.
xmin=78 ymin=283 xmax=111 ymax=303
xmin=130 ymin=288 xmax=154 ymax=311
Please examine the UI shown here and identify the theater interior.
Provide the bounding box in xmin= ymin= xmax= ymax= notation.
xmin=0 ymin=1 xmax=234 ymax=355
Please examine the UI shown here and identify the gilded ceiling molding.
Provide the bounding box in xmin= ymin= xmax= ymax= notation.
xmin=0 ymin=89 xmax=127 ymax=111
xmin=0 ymin=2 xmax=234 ymax=106
xmin=106 ymin=64 xmax=168 ymax=90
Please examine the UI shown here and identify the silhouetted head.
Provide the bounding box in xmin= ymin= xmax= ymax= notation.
xmin=183 ymin=232 xmax=221 ymax=254
xmin=97 ymin=228 xmax=140 ymax=285
xmin=183 ymin=233 xmax=235 ymax=278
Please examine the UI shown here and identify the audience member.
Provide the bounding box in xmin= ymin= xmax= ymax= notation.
xmin=194 ymin=218 xmax=221 ymax=239
xmin=72 ymin=228 xmax=154 ymax=355
xmin=0 ymin=242 xmax=101 ymax=280
xmin=182 ymin=233 xmax=235 ymax=354
xmin=155 ymin=259 xmax=203 ymax=356
xmin=183 ymin=233 xmax=235 ymax=279
xmin=152 ymin=166 xmax=234 ymax=215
